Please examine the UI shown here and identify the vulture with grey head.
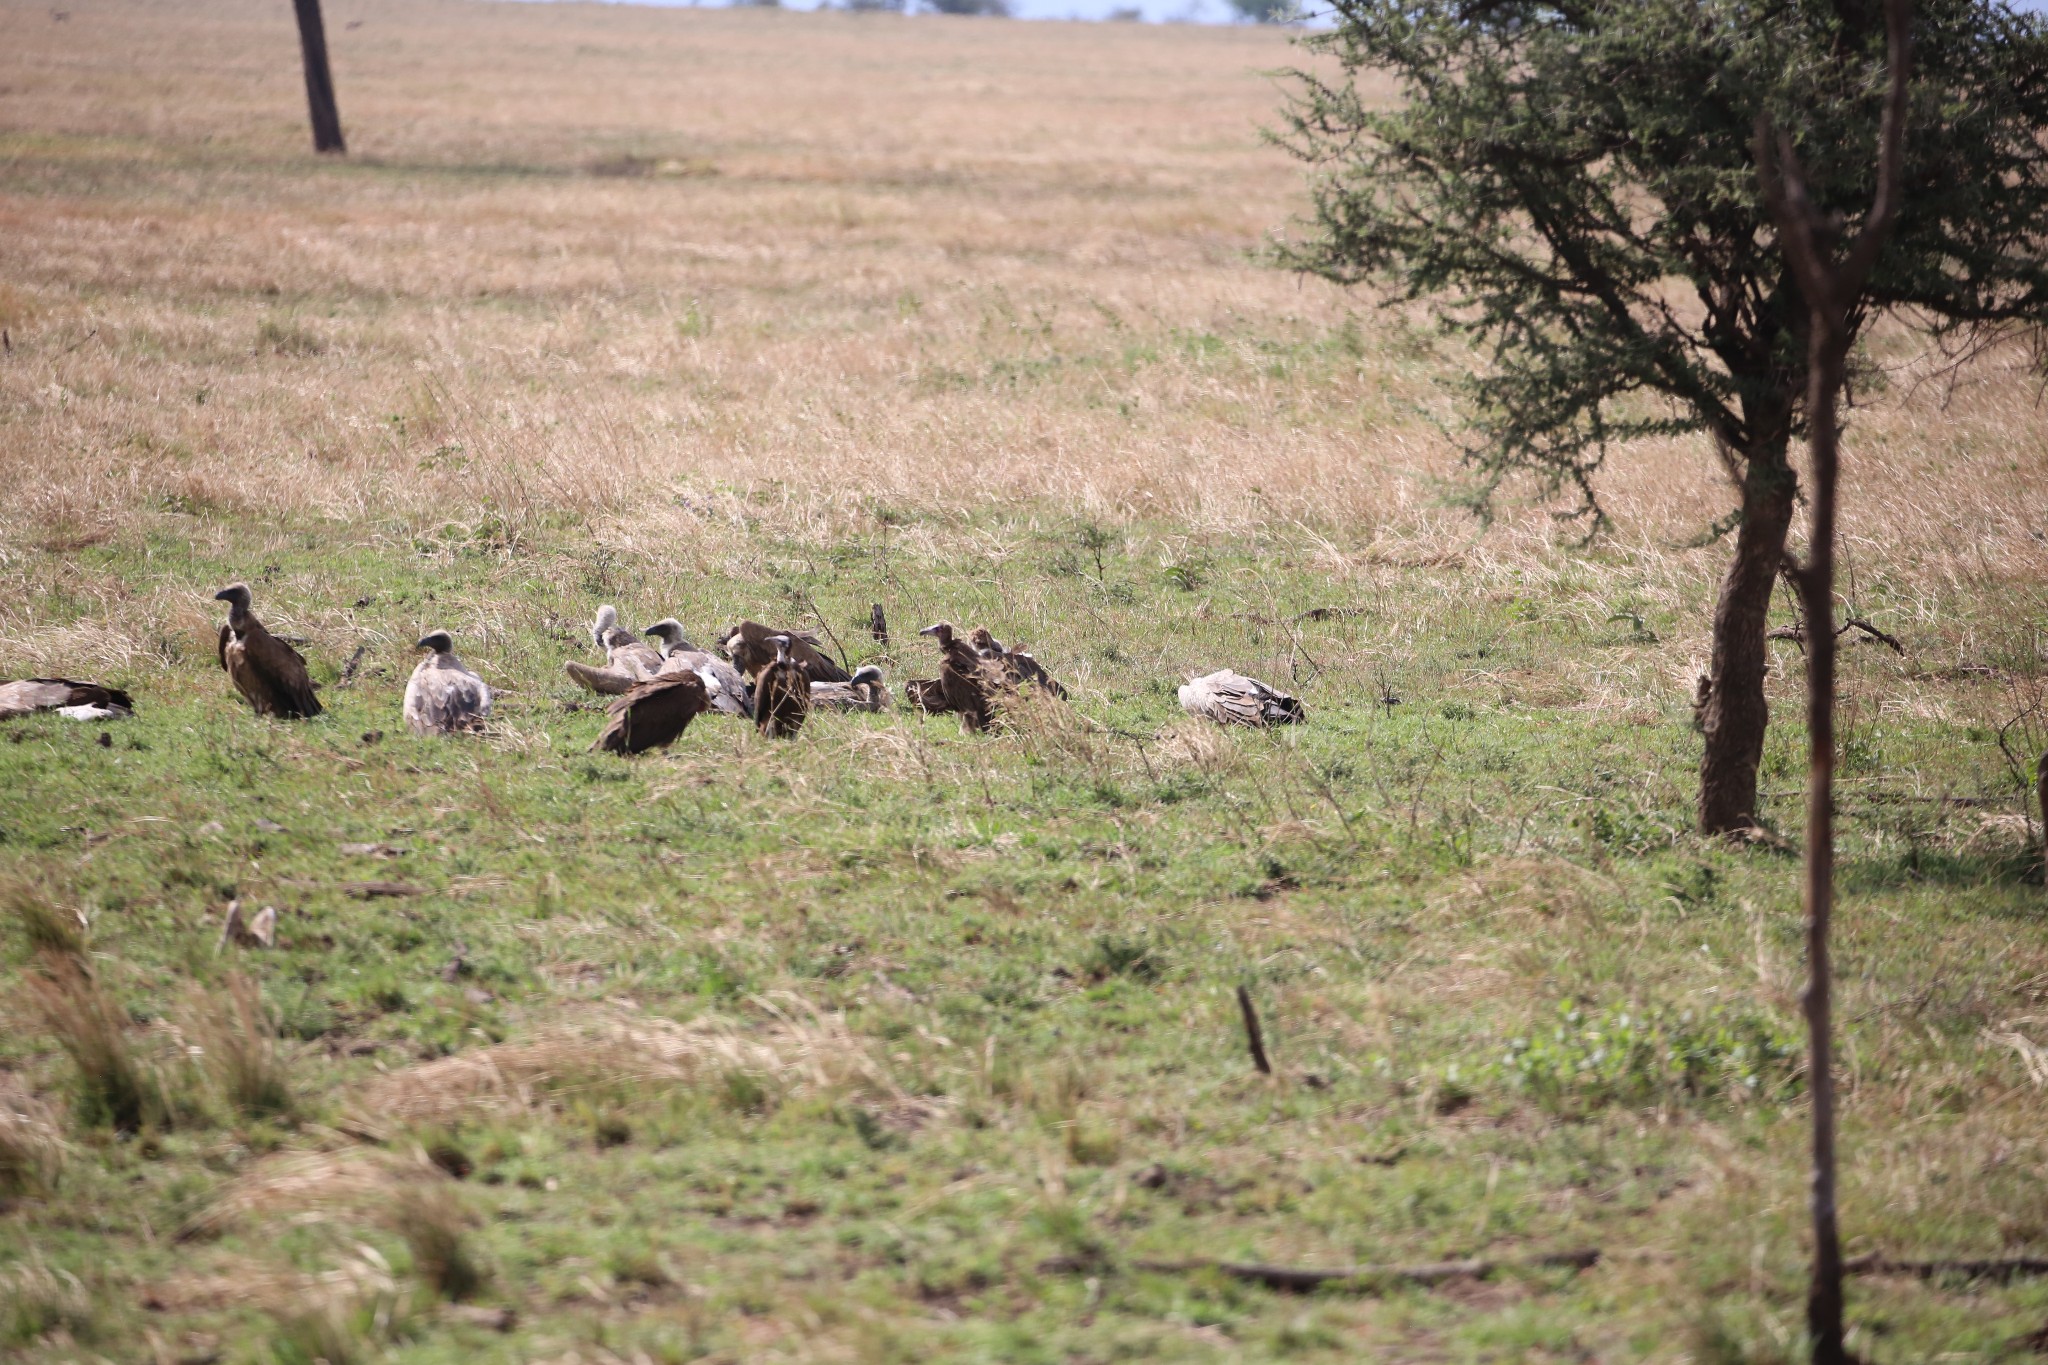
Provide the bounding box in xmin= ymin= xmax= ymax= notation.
xmin=642 ymin=618 xmax=752 ymax=717
xmin=1178 ymin=670 xmax=1306 ymax=727
xmin=563 ymin=605 xmax=664 ymax=695
xmin=721 ymin=621 xmax=849 ymax=684
xmin=968 ymin=627 xmax=1068 ymax=700
xmin=0 ymin=678 xmax=134 ymax=721
xmin=919 ymin=621 xmax=997 ymax=733
xmin=593 ymin=670 xmax=710 ymax=756
xmin=403 ymin=630 xmax=492 ymax=736
xmin=216 ymin=584 xmax=321 ymax=719
xmin=753 ymin=635 xmax=810 ymax=738
xmin=810 ymin=664 xmax=889 ymax=713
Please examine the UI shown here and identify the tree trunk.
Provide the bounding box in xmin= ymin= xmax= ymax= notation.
xmin=292 ymin=0 xmax=346 ymax=155
xmin=1698 ymin=437 xmax=1799 ymax=836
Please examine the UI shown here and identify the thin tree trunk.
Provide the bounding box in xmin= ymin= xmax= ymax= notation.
xmin=1699 ymin=441 xmax=1798 ymax=836
xmin=292 ymin=0 xmax=346 ymax=155
xmin=1796 ymin=336 xmax=1846 ymax=1364
xmin=1757 ymin=6 xmax=1911 ymax=1357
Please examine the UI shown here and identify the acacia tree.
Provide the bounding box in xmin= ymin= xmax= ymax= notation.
xmin=1274 ymin=0 xmax=2048 ymax=836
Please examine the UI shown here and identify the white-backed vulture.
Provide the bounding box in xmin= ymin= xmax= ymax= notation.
xmin=753 ymin=635 xmax=810 ymax=738
xmin=216 ymin=584 xmax=321 ymax=719
xmin=721 ymin=621 xmax=850 ymax=684
xmin=403 ymin=630 xmax=492 ymax=736
xmin=593 ymin=670 xmax=710 ymax=756
xmin=920 ymin=621 xmax=997 ymax=733
xmin=591 ymin=605 xmax=664 ymax=680
xmin=0 ymin=679 xmax=134 ymax=721
xmin=810 ymin=665 xmax=889 ymax=713
xmin=642 ymin=618 xmax=753 ymax=717
xmin=968 ymin=627 xmax=1068 ymax=700
xmin=1178 ymin=670 xmax=1306 ymax=727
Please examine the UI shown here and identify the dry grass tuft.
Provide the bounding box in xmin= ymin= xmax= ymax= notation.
xmin=359 ymin=993 xmax=899 ymax=1126
xmin=0 ymin=1082 xmax=66 ymax=1206
xmin=176 ymin=1148 xmax=402 ymax=1242
xmin=384 ymin=1185 xmax=486 ymax=1302
xmin=0 ymin=1255 xmax=97 ymax=1350
xmin=186 ymin=973 xmax=294 ymax=1122
xmin=23 ymin=958 xmax=156 ymax=1135
xmin=2 ymin=878 xmax=88 ymax=963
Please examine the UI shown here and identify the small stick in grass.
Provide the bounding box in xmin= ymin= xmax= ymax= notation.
xmin=1236 ymin=984 xmax=1271 ymax=1076
xmin=1041 ymin=1249 xmax=1602 ymax=1292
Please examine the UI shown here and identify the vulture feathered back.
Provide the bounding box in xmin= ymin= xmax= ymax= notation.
xmin=591 ymin=605 xmax=663 ymax=681
xmin=968 ymin=627 xmax=1068 ymax=700
xmin=1178 ymin=670 xmax=1306 ymax=727
xmin=593 ymin=670 xmax=709 ymax=756
xmin=721 ymin=621 xmax=850 ymax=684
xmin=753 ymin=635 xmax=810 ymax=738
xmin=643 ymin=619 xmax=752 ymax=717
xmin=0 ymin=678 xmax=134 ymax=721
xmin=403 ymin=630 xmax=492 ymax=736
xmin=216 ymin=584 xmax=321 ymax=719
xmin=920 ymin=621 xmax=996 ymax=733
xmin=810 ymin=665 xmax=889 ymax=712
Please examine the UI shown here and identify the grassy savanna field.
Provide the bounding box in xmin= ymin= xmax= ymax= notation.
xmin=4 ymin=1 xmax=2048 ymax=1360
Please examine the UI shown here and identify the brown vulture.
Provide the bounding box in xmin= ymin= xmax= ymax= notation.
xmin=642 ymin=618 xmax=752 ymax=716
xmin=593 ymin=670 xmax=709 ymax=756
xmin=403 ymin=630 xmax=492 ymax=736
xmin=753 ymin=635 xmax=810 ymax=738
xmin=967 ymin=627 xmax=1068 ymax=700
xmin=216 ymin=584 xmax=321 ymax=719
xmin=919 ymin=621 xmax=998 ymax=733
xmin=1178 ymin=670 xmax=1306 ymax=727
xmin=0 ymin=678 xmax=134 ymax=721
xmin=720 ymin=621 xmax=850 ymax=684
xmin=810 ymin=665 xmax=889 ymax=713
xmin=903 ymin=678 xmax=949 ymax=714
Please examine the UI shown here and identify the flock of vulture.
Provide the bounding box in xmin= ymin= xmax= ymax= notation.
xmin=0 ymin=584 xmax=1311 ymax=750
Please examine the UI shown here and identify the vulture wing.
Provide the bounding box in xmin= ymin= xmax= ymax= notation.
xmin=754 ymin=660 xmax=810 ymax=737
xmin=564 ymin=660 xmax=637 ymax=695
xmin=728 ymin=622 xmax=850 ymax=684
xmin=594 ymin=672 xmax=709 ymax=755
xmin=660 ymin=650 xmax=752 ymax=716
xmin=904 ymin=678 xmax=950 ymax=713
xmin=227 ymin=618 xmax=321 ymax=718
xmin=404 ymin=659 xmax=491 ymax=736
xmin=0 ymin=679 xmax=135 ymax=720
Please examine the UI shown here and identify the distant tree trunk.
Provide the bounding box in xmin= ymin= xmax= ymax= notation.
xmin=292 ymin=0 xmax=346 ymax=155
xmin=1759 ymin=3 xmax=1911 ymax=1356
xmin=1699 ymin=429 xmax=1798 ymax=838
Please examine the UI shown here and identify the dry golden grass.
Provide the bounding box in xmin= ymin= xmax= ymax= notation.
xmin=1 ymin=0 xmax=2039 ymax=606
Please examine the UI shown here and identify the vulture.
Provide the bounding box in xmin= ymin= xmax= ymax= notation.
xmin=903 ymin=678 xmax=949 ymax=714
xmin=968 ymin=627 xmax=1068 ymax=700
xmin=753 ymin=635 xmax=810 ymax=738
xmin=403 ymin=630 xmax=492 ymax=736
xmin=810 ymin=665 xmax=889 ymax=713
xmin=721 ymin=621 xmax=850 ymax=684
xmin=593 ymin=670 xmax=709 ymax=756
xmin=0 ymin=678 xmax=134 ymax=721
xmin=216 ymin=584 xmax=321 ymax=719
xmin=919 ymin=621 xmax=997 ymax=733
xmin=1178 ymin=670 xmax=1306 ymax=727
xmin=563 ymin=605 xmax=664 ymax=695
xmin=642 ymin=618 xmax=752 ymax=717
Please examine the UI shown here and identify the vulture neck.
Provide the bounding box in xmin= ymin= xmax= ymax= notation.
xmin=225 ymin=601 xmax=251 ymax=633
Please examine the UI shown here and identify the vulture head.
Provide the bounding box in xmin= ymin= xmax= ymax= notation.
xmin=968 ymin=627 xmax=1005 ymax=657
xmin=717 ymin=626 xmax=743 ymax=661
xmin=642 ymin=619 xmax=698 ymax=656
xmin=592 ymin=605 xmax=620 ymax=650
xmin=769 ymin=634 xmax=794 ymax=665
xmin=849 ymin=664 xmax=884 ymax=687
xmin=214 ymin=583 xmax=254 ymax=612
xmin=919 ymin=622 xmax=957 ymax=646
xmin=416 ymin=629 xmax=455 ymax=654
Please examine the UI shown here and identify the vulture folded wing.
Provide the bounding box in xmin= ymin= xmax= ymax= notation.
xmin=1 ymin=679 xmax=133 ymax=719
xmin=405 ymin=662 xmax=491 ymax=736
xmin=594 ymin=672 xmax=708 ymax=755
xmin=224 ymin=619 xmax=321 ymax=719
xmin=754 ymin=661 xmax=810 ymax=737
xmin=564 ymin=661 xmax=637 ymax=695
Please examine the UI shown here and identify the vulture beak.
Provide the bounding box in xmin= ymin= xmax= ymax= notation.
xmin=919 ymin=623 xmax=949 ymax=639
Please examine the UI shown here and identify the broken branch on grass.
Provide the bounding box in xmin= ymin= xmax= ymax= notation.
xmin=1235 ymin=984 xmax=1272 ymax=1076
xmin=1765 ymin=618 xmax=1905 ymax=655
xmin=1043 ymin=1248 xmax=1601 ymax=1292
xmin=1847 ymin=1252 xmax=2048 ymax=1282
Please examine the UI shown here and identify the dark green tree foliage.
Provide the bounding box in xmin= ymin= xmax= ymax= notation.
xmin=1274 ymin=0 xmax=2048 ymax=834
